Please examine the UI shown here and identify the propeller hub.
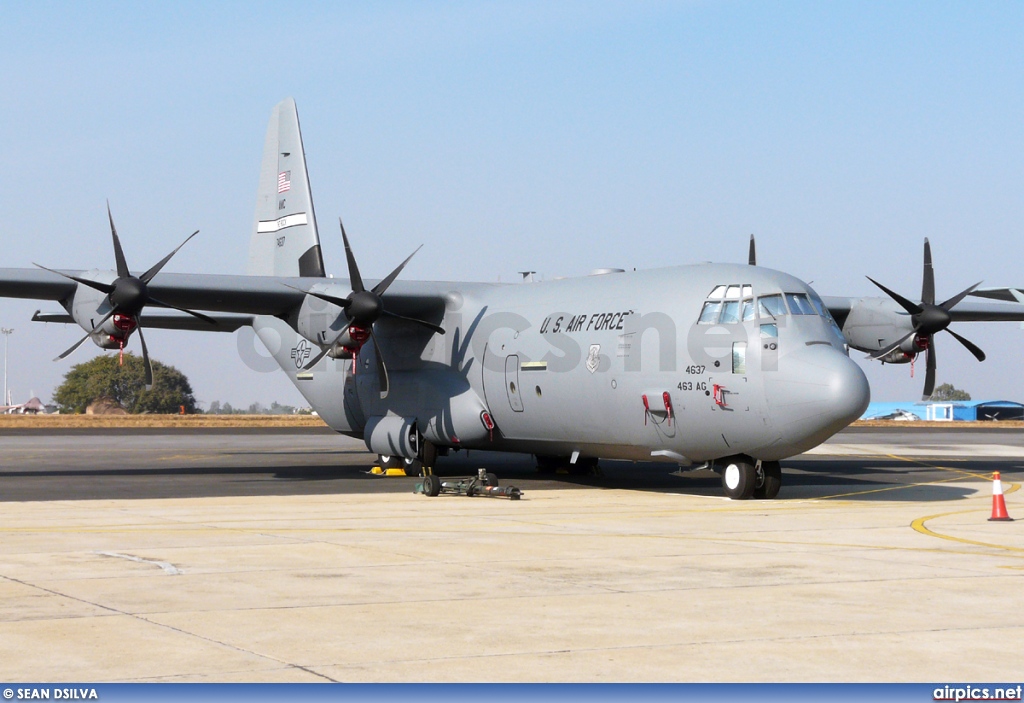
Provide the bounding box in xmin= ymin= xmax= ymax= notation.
xmin=110 ymin=277 xmax=148 ymax=315
xmin=913 ymin=305 xmax=950 ymax=335
xmin=347 ymin=290 xmax=383 ymax=325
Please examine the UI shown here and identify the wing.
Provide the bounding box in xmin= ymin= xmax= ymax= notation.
xmin=970 ymin=287 xmax=1024 ymax=304
xmin=0 ymin=268 xmax=457 ymax=321
xmin=31 ymin=310 xmax=255 ymax=333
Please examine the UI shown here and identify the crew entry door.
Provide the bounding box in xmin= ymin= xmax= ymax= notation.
xmin=505 ymin=355 xmax=524 ymax=412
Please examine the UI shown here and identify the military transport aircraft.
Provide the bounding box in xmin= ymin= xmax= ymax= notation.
xmin=3 ymin=98 xmax=1024 ymax=500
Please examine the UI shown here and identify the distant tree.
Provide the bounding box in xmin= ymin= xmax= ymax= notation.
xmin=931 ymin=383 xmax=971 ymax=401
xmin=207 ymin=400 xmax=221 ymax=414
xmin=53 ymin=353 xmax=198 ymax=414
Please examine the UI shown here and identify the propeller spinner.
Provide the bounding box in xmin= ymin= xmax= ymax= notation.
xmin=298 ymin=219 xmax=445 ymax=399
xmin=866 ymin=238 xmax=985 ymax=400
xmin=35 ymin=203 xmax=215 ymax=389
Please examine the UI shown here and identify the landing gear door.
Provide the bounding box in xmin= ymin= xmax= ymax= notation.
xmin=505 ymin=354 xmax=524 ymax=412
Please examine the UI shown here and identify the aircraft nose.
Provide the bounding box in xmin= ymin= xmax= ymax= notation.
xmin=764 ymin=345 xmax=870 ymax=455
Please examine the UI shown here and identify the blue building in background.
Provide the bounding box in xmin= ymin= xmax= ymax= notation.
xmin=862 ymin=400 xmax=1024 ymax=422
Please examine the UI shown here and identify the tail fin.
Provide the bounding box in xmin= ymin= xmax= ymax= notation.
xmin=247 ymin=98 xmax=325 ymax=277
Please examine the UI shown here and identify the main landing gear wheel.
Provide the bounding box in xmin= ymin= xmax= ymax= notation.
xmin=753 ymin=461 xmax=782 ymax=500
xmin=721 ymin=459 xmax=756 ymax=500
xmin=402 ymin=457 xmax=423 ymax=477
xmin=378 ymin=454 xmax=403 ymax=470
xmin=535 ymin=455 xmax=562 ymax=475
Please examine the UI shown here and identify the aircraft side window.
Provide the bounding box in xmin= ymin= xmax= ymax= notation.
xmin=732 ymin=342 xmax=747 ymax=374
xmin=698 ymin=301 xmax=723 ymax=323
xmin=742 ymin=285 xmax=752 ymax=297
xmin=760 ymin=323 xmax=778 ymax=338
xmin=741 ymin=299 xmax=756 ymax=322
xmin=786 ymin=293 xmax=815 ymax=315
xmin=758 ymin=294 xmax=787 ymax=318
xmin=720 ymin=300 xmax=740 ymax=324
xmin=707 ymin=285 xmax=728 ymax=300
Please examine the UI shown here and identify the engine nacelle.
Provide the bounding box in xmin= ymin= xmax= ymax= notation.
xmin=876 ymin=349 xmax=914 ymax=364
xmin=66 ymin=271 xmax=137 ymax=350
xmin=296 ymin=282 xmax=356 ymax=343
xmin=364 ymin=415 xmax=420 ymax=459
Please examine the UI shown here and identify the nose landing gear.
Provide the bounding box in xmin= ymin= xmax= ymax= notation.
xmin=719 ymin=457 xmax=782 ymax=500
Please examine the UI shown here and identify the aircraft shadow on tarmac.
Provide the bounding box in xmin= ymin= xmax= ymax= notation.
xmin=0 ymin=455 xmax=1016 ymax=503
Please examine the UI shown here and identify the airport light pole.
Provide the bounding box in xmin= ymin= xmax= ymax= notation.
xmin=1 ymin=328 xmax=12 ymax=407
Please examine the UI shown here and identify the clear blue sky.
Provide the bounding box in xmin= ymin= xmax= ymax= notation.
xmin=1 ymin=1 xmax=1022 ymax=407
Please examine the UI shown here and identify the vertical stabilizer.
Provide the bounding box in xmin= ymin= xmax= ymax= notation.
xmin=248 ymin=98 xmax=325 ymax=277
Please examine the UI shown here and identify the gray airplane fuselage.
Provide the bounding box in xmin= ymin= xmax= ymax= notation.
xmin=274 ymin=262 xmax=869 ymax=467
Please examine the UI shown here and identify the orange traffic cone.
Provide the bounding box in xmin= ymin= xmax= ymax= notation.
xmin=988 ymin=471 xmax=1014 ymax=522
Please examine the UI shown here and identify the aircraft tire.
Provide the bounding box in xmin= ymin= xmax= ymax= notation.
xmin=485 ymin=472 xmax=499 ymax=487
xmin=403 ymin=457 xmax=423 ymax=477
xmin=754 ymin=461 xmax=782 ymax=500
xmin=568 ymin=457 xmax=599 ymax=476
xmin=423 ymin=475 xmax=441 ymax=497
xmin=535 ymin=455 xmax=562 ymax=474
xmin=378 ymin=454 xmax=403 ymax=470
xmin=721 ymin=460 xmax=756 ymax=500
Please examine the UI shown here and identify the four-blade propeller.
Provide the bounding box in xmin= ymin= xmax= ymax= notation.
xmin=298 ymin=219 xmax=445 ymax=399
xmin=35 ymin=203 xmax=214 ymax=389
xmin=867 ymin=238 xmax=985 ymax=400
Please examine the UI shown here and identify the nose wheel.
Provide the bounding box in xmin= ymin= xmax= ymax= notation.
xmin=754 ymin=460 xmax=782 ymax=499
xmin=720 ymin=458 xmax=783 ymax=499
xmin=721 ymin=459 xmax=756 ymax=500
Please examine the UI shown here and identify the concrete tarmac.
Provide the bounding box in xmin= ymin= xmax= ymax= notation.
xmin=0 ymin=427 xmax=1021 ymax=682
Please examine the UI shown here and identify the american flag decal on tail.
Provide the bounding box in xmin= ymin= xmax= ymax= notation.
xmin=277 ymin=171 xmax=291 ymax=193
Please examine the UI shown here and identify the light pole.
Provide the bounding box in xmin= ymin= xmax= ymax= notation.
xmin=1 ymin=328 xmax=12 ymax=407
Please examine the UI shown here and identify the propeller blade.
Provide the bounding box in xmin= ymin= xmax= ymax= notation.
xmin=946 ymin=328 xmax=986 ymax=362
xmin=136 ymin=321 xmax=154 ymax=390
xmin=54 ymin=309 xmax=117 ymax=361
xmin=922 ymin=339 xmax=936 ymax=400
xmin=146 ymin=297 xmax=218 ymax=325
xmin=370 ymin=328 xmax=390 ymax=399
xmin=304 ymin=321 xmax=353 ymax=371
xmin=922 ymin=238 xmax=935 ymax=306
xmin=339 ymin=218 xmax=365 ymax=293
xmin=33 ymin=263 xmax=116 ymax=295
xmin=140 ymin=230 xmax=199 ymax=284
xmin=54 ymin=331 xmax=95 ymax=362
xmin=371 ymin=245 xmax=423 ymax=297
xmin=866 ymin=277 xmax=923 ymax=316
xmin=381 ymin=310 xmax=445 ymax=335
xmin=107 ymin=202 xmax=131 ymax=279
xmin=748 ymin=234 xmax=756 ymax=266
xmin=939 ymin=281 xmax=983 ymax=312
xmin=867 ymin=329 xmax=916 ymax=360
xmin=281 ymin=283 xmax=351 ymax=309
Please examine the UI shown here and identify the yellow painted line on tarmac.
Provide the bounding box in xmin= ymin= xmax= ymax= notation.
xmin=813 ymin=452 xmax=1019 ymax=501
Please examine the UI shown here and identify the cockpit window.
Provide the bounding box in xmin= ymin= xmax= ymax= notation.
xmin=698 ymin=301 xmax=723 ymax=323
xmin=741 ymin=299 xmax=756 ymax=321
xmin=720 ymin=300 xmax=740 ymax=324
xmin=700 ymin=283 xmax=754 ymax=324
xmin=786 ymin=293 xmax=816 ymax=315
xmin=758 ymin=294 xmax=787 ymax=318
